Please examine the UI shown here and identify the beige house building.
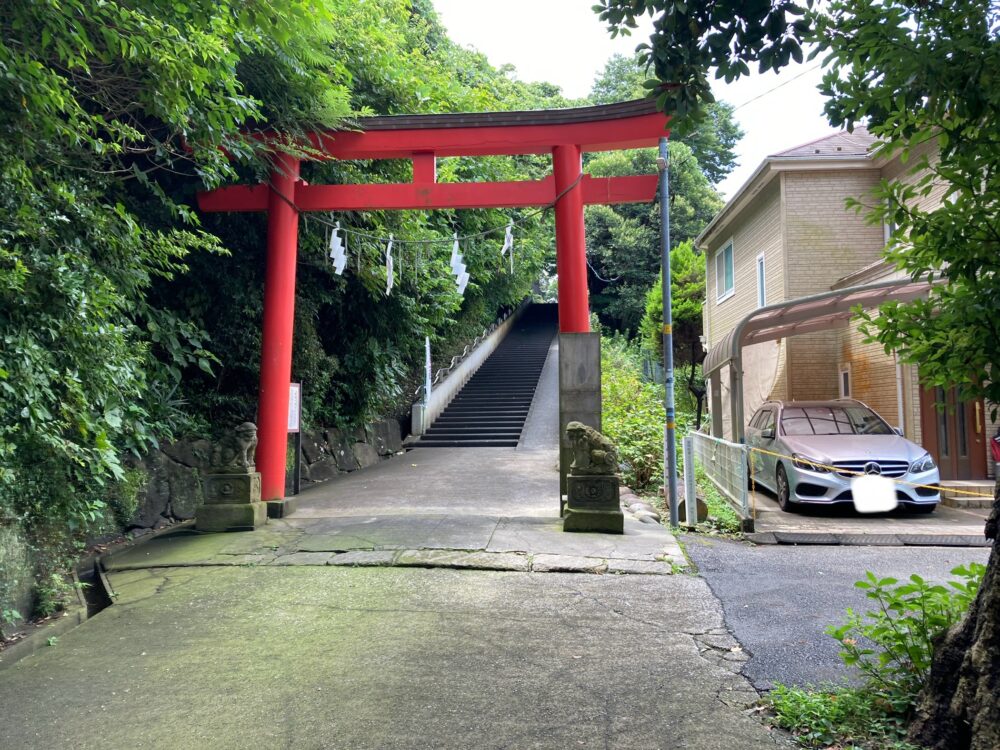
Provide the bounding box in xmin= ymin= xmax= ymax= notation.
xmin=696 ymin=129 xmax=995 ymax=483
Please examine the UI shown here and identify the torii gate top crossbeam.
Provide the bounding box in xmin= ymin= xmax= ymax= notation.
xmin=306 ymin=99 xmax=667 ymax=159
xmin=198 ymin=99 xmax=670 ymax=213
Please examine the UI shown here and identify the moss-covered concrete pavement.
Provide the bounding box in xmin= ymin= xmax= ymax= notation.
xmin=0 ymin=564 xmax=791 ymax=749
xmin=0 ymin=361 xmax=790 ymax=747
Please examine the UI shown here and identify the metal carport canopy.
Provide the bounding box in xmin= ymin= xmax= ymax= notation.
xmin=702 ymin=277 xmax=937 ymax=442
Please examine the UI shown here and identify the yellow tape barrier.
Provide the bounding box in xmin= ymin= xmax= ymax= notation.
xmin=746 ymin=445 xmax=995 ymax=499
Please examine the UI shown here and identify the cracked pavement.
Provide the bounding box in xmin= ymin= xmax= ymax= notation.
xmin=0 ymin=565 xmax=791 ymax=749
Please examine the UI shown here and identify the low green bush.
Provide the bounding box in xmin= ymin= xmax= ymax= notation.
xmin=828 ymin=565 xmax=984 ymax=710
xmin=769 ymin=684 xmax=916 ymax=749
xmin=601 ymin=334 xmax=670 ymax=491
xmin=769 ymin=563 xmax=985 ymax=749
xmin=693 ymin=467 xmax=741 ymax=534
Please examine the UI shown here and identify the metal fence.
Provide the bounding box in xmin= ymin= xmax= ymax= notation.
xmin=684 ymin=431 xmax=750 ymax=526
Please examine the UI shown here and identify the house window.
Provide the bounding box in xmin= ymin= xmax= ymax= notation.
xmin=756 ymin=253 xmax=766 ymax=308
xmin=839 ymin=368 xmax=851 ymax=398
xmin=715 ymin=242 xmax=734 ymax=302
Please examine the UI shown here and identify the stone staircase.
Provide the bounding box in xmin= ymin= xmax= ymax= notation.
xmin=416 ymin=304 xmax=557 ymax=448
xmin=939 ymin=479 xmax=994 ymax=509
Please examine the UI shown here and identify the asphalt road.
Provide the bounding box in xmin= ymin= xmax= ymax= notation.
xmin=681 ymin=535 xmax=992 ymax=690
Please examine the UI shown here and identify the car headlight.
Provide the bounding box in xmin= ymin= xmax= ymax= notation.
xmin=792 ymin=453 xmax=830 ymax=473
xmin=910 ymin=453 xmax=936 ymax=474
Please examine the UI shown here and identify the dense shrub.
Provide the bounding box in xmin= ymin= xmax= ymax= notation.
xmin=601 ymin=335 xmax=668 ymax=491
xmin=769 ymin=563 xmax=986 ymax=749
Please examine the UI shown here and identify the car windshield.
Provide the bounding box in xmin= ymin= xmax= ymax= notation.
xmin=780 ymin=405 xmax=894 ymax=436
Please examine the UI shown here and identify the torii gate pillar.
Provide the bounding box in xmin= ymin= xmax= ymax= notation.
xmin=258 ymin=154 xmax=301 ymax=503
xmin=552 ymin=144 xmax=589 ymax=333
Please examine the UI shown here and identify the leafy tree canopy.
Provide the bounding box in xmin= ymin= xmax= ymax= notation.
xmin=584 ymin=143 xmax=721 ymax=338
xmin=590 ymin=54 xmax=743 ymax=184
xmin=593 ymin=0 xmax=813 ymax=133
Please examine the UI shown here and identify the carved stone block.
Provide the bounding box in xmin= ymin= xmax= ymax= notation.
xmin=202 ymin=473 xmax=262 ymax=505
xmin=567 ymin=474 xmax=620 ymax=510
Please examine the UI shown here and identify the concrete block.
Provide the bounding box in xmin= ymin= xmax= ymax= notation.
xmin=567 ymin=474 xmax=620 ymax=511
xmin=202 ymin=473 xmax=261 ymax=505
xmin=563 ymin=507 xmax=624 ymax=534
xmin=196 ymin=502 xmax=267 ymax=532
xmin=558 ymin=333 xmax=602 ymax=496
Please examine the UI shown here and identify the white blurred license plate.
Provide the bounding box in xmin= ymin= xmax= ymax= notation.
xmin=850 ymin=475 xmax=898 ymax=513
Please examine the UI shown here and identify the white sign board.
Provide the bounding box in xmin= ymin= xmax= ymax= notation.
xmin=288 ymin=382 xmax=301 ymax=433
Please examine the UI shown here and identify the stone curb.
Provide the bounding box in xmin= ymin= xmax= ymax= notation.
xmin=0 ymin=569 xmax=97 ymax=672
xmin=0 ymin=519 xmax=200 ymax=671
xmin=746 ymin=531 xmax=992 ymax=547
xmin=105 ymin=548 xmax=686 ymax=576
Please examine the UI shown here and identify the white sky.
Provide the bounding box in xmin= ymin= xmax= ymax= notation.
xmin=432 ymin=0 xmax=834 ymax=199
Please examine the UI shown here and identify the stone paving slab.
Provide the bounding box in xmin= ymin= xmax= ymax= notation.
xmin=530 ymin=554 xmax=607 ymax=574
xmin=328 ymin=550 xmax=399 ymax=567
xmin=606 ymin=559 xmax=675 ymax=575
xmin=486 ymin=515 xmax=684 ymax=563
xmin=104 ymin=511 xmax=688 ymax=576
xmin=293 ymin=514 xmax=499 ymax=552
xmin=0 ymin=566 xmax=791 ymax=750
xmin=395 ymin=549 xmax=530 ymax=572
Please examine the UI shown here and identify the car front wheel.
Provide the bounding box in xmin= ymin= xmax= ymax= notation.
xmin=776 ymin=464 xmax=795 ymax=512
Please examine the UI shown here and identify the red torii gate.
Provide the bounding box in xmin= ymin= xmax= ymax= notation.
xmin=197 ymin=99 xmax=670 ymax=504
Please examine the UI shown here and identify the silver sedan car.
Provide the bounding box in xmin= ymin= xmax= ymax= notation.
xmin=746 ymin=399 xmax=940 ymax=513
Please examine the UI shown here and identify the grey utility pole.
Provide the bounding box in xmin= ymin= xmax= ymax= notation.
xmin=658 ymin=137 xmax=679 ymax=526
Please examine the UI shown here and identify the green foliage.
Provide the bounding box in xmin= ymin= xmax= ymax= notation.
xmin=589 ymin=54 xmax=743 ymax=184
xmin=692 ymin=467 xmax=740 ymax=534
xmin=639 ymin=240 xmax=705 ymax=361
xmin=814 ymin=2 xmax=1000 ymax=413
xmin=0 ymin=0 xmax=358 ymax=620
xmin=828 ymin=565 xmax=984 ymax=710
xmin=601 ymin=335 xmax=668 ymax=491
xmin=769 ymin=684 xmax=918 ymax=750
xmin=1 ymin=608 xmax=23 ymax=628
xmin=593 ymin=1 xmax=814 ymax=132
xmin=769 ymin=563 xmax=985 ymax=749
xmin=585 ymin=144 xmax=721 ymax=336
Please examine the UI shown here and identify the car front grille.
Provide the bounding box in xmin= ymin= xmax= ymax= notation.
xmin=832 ymin=460 xmax=910 ymax=479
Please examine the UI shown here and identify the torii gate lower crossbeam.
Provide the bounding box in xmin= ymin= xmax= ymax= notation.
xmin=197 ymin=100 xmax=670 ymax=504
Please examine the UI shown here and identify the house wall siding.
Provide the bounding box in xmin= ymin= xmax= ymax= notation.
xmin=781 ymin=169 xmax=887 ymax=402
xmin=783 ymin=169 xmax=886 ymax=299
xmin=839 ymin=319 xmax=899 ymax=426
xmin=704 ymin=180 xmax=783 ymax=347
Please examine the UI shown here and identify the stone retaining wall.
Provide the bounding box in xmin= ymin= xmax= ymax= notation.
xmin=129 ymin=419 xmax=405 ymax=531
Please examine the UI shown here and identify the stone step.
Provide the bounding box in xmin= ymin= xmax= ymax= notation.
xmin=939 ymin=480 xmax=994 ymax=509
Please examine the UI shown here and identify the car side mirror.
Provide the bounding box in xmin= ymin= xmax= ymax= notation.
xmin=761 ymin=428 xmax=775 ymax=440
xmin=893 ymin=426 xmax=904 ymax=436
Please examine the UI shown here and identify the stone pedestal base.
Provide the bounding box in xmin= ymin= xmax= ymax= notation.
xmin=196 ymin=501 xmax=267 ymax=532
xmin=563 ymin=507 xmax=624 ymax=534
xmin=564 ymin=474 xmax=623 ymax=534
xmin=197 ymin=471 xmax=267 ymax=532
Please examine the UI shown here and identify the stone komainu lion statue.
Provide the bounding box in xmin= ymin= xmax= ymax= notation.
xmin=209 ymin=422 xmax=258 ymax=474
xmin=566 ymin=421 xmax=618 ymax=476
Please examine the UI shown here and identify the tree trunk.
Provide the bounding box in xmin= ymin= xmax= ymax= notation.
xmin=907 ymin=474 xmax=1000 ymax=750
